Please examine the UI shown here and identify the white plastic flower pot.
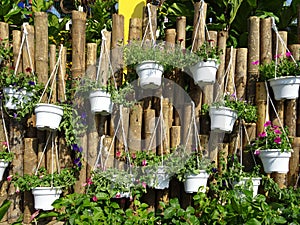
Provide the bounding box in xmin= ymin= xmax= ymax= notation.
xmin=89 ymin=89 xmax=113 ymax=115
xmin=184 ymin=171 xmax=209 ymax=193
xmin=268 ymin=76 xmax=300 ymax=100
xmin=32 ymin=187 xmax=62 ymax=210
xmin=233 ymin=177 xmax=261 ymax=198
xmin=209 ymin=106 xmax=238 ymax=133
xmin=34 ymin=103 xmax=64 ymax=131
xmin=259 ymin=149 xmax=291 ymax=173
xmin=148 ymin=166 xmax=170 ymax=190
xmin=135 ymin=61 xmax=164 ymax=89
xmin=3 ymin=87 xmax=30 ymax=110
xmin=0 ymin=161 xmax=9 ymax=181
xmin=189 ymin=60 xmax=219 ymax=87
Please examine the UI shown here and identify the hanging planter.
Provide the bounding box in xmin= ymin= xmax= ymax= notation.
xmin=184 ymin=170 xmax=209 ymax=193
xmin=0 ymin=160 xmax=9 ymax=181
xmin=268 ymin=76 xmax=300 ymax=100
xmin=259 ymin=149 xmax=291 ymax=173
xmin=89 ymin=89 xmax=113 ymax=115
xmin=32 ymin=187 xmax=62 ymax=210
xmin=148 ymin=166 xmax=170 ymax=190
xmin=2 ymin=86 xmax=31 ymax=110
xmin=189 ymin=60 xmax=219 ymax=87
xmin=135 ymin=61 xmax=164 ymax=89
xmin=209 ymin=106 xmax=238 ymax=133
xmin=233 ymin=177 xmax=261 ymax=198
xmin=34 ymin=103 xmax=64 ymax=131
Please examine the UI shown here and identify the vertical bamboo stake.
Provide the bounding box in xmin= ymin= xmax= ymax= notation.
xmin=142 ymin=4 xmax=157 ymax=41
xmin=165 ymin=29 xmax=176 ymax=46
xmin=13 ymin=30 xmax=22 ymax=74
xmin=176 ymin=16 xmax=186 ymax=48
xmin=49 ymin=44 xmax=57 ymax=103
xmin=288 ymin=137 xmax=300 ymax=186
xmin=23 ymin=138 xmax=37 ymax=224
xmin=58 ymin=47 xmax=67 ymax=102
xmin=35 ymin=12 xmax=48 ymax=84
xmin=103 ymin=137 xmax=114 ymax=169
xmin=158 ymin=98 xmax=171 ymax=155
xmin=128 ymin=104 xmax=143 ymax=152
xmin=86 ymin=43 xmax=97 ymax=80
xmin=235 ymin=48 xmax=248 ymax=99
xmin=285 ymin=100 xmax=296 ymax=137
xmin=255 ymin=82 xmax=267 ymax=135
xmin=71 ymin=11 xmax=86 ymax=80
xmin=0 ymin=22 xmax=9 ymax=40
xmin=144 ymin=109 xmax=156 ymax=152
xmin=260 ymin=18 xmax=272 ymax=64
xmin=275 ymin=31 xmax=287 ymax=57
xmin=225 ymin=48 xmax=237 ymax=95
xmin=218 ymin=143 xmax=228 ymax=174
xmin=215 ymin=31 xmax=228 ymax=98
xmin=247 ymin=16 xmax=260 ymax=103
xmin=242 ymin=123 xmax=256 ymax=171
xmin=22 ymin=24 xmax=35 ymax=74
xmin=99 ymin=31 xmax=111 ymax=86
xmin=129 ymin=18 xmax=142 ymax=41
xmin=191 ymin=2 xmax=207 ymax=51
xmin=181 ymin=103 xmax=192 ymax=149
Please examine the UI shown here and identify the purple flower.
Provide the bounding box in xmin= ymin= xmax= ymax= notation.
xmin=251 ymin=60 xmax=259 ymax=65
xmin=72 ymin=144 xmax=82 ymax=152
xmin=142 ymin=159 xmax=147 ymax=166
xmin=258 ymin=132 xmax=266 ymax=138
xmin=81 ymin=112 xmax=87 ymax=119
xmin=286 ymin=51 xmax=292 ymax=57
xmin=74 ymin=158 xmax=82 ymax=167
xmin=28 ymin=81 xmax=35 ymax=85
xmin=254 ymin=150 xmax=260 ymax=156
xmin=92 ymin=196 xmax=98 ymax=202
xmin=13 ymin=113 xmax=17 ymax=118
xmin=264 ymin=121 xmax=271 ymax=127
xmin=212 ymin=168 xmax=218 ymax=173
xmin=274 ymin=129 xmax=281 ymax=134
xmin=274 ymin=137 xmax=281 ymax=144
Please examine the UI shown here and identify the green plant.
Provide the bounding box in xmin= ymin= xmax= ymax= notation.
xmin=176 ymin=150 xmax=211 ymax=182
xmin=202 ymin=93 xmax=258 ymax=123
xmin=10 ymin=167 xmax=76 ymax=192
xmin=0 ymin=66 xmax=45 ymax=120
xmin=194 ymin=41 xmax=223 ymax=64
xmin=258 ymin=53 xmax=300 ymax=81
xmin=0 ymin=38 xmax=12 ymax=63
xmin=246 ymin=121 xmax=292 ymax=153
xmin=0 ymin=141 xmax=13 ymax=162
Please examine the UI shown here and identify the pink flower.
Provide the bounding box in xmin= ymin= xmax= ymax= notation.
xmin=274 ymin=54 xmax=282 ymax=59
xmin=115 ymin=193 xmax=121 ymax=198
xmin=39 ymin=175 xmax=44 ymax=179
xmin=7 ymin=175 xmax=12 ymax=182
xmin=251 ymin=60 xmax=259 ymax=65
xmin=131 ymin=153 xmax=136 ymax=159
xmin=142 ymin=159 xmax=147 ymax=166
xmin=286 ymin=51 xmax=292 ymax=57
xmin=254 ymin=150 xmax=260 ymax=156
xmin=87 ymin=178 xmax=93 ymax=185
xmin=2 ymin=142 xmax=7 ymax=147
xmin=274 ymin=137 xmax=281 ymax=144
xmin=258 ymin=132 xmax=266 ymax=138
xmin=16 ymin=187 xmax=20 ymax=193
xmin=264 ymin=121 xmax=271 ymax=127
xmin=116 ymin=151 xmax=121 ymax=158
xmin=142 ymin=182 xmax=147 ymax=189
xmin=30 ymin=210 xmax=40 ymax=222
xmin=92 ymin=196 xmax=98 ymax=202
xmin=274 ymin=129 xmax=281 ymax=134
xmin=82 ymin=183 xmax=87 ymax=187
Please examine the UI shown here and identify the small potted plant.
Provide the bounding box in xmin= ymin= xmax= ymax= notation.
xmin=176 ymin=150 xmax=210 ymax=194
xmin=258 ymin=53 xmax=300 ymax=100
xmin=10 ymin=168 xmax=76 ymax=210
xmin=246 ymin=121 xmax=292 ymax=174
xmin=0 ymin=67 xmax=44 ymax=119
xmin=0 ymin=142 xmax=13 ymax=181
xmin=202 ymin=93 xmax=257 ymax=133
xmin=189 ymin=40 xmax=222 ymax=87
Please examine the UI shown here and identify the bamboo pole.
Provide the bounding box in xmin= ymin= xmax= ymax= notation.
xmin=165 ymin=29 xmax=176 ymax=47
xmin=181 ymin=103 xmax=192 ymax=149
xmin=285 ymin=100 xmax=297 ymax=137
xmin=191 ymin=2 xmax=207 ymax=51
xmin=242 ymin=123 xmax=256 ymax=171
xmin=255 ymin=82 xmax=267 ymax=135
xmin=225 ymin=48 xmax=237 ymax=95
xmin=235 ymin=48 xmax=248 ymax=99
xmin=288 ymin=137 xmax=300 ymax=186
xmin=0 ymin=22 xmax=9 ymax=40
xmin=35 ymin=12 xmax=48 ymax=84
xmin=86 ymin=43 xmax=97 ymax=80
xmin=129 ymin=18 xmax=142 ymax=41
xmin=99 ymin=31 xmax=111 ymax=86
xmin=170 ymin=126 xmax=181 ymax=149
xmin=22 ymin=24 xmax=35 ymax=75
xmin=49 ymin=44 xmax=57 ymax=103
xmin=275 ymin=31 xmax=287 ymax=57
xmin=144 ymin=109 xmax=156 ymax=152
xmin=247 ymin=16 xmax=260 ymax=103
xmin=142 ymin=4 xmax=157 ymax=42
xmin=128 ymin=104 xmax=143 ymax=152
xmin=71 ymin=11 xmax=86 ymax=80
xmin=260 ymin=18 xmax=272 ymax=64
xmin=158 ymin=99 xmax=171 ymax=155
xmin=58 ymin=47 xmax=67 ymax=102
xmin=218 ymin=143 xmax=228 ymax=174
xmin=176 ymin=16 xmax=186 ymax=48
xmin=12 ymin=30 xmax=22 ymax=74
xmin=23 ymin=138 xmax=37 ymax=224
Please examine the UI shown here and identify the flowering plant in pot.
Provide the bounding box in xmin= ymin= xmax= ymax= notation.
xmin=246 ymin=121 xmax=292 ymax=174
xmin=189 ymin=40 xmax=223 ymax=87
xmin=0 ymin=142 xmax=13 ymax=181
xmin=9 ymin=167 xmax=76 ymax=210
xmin=175 ymin=149 xmax=211 ymax=193
xmin=0 ymin=67 xmax=45 ymax=120
xmin=202 ymin=93 xmax=257 ymax=132
xmin=258 ymin=53 xmax=300 ymax=100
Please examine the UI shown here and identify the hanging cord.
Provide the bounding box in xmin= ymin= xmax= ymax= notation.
xmin=120 ymin=105 xmax=132 ymax=173
xmin=147 ymin=110 xmax=162 ymax=150
xmin=264 ymin=81 xmax=292 ymax=149
xmin=96 ymin=29 xmax=106 ymax=83
xmin=38 ymin=45 xmax=64 ymax=103
xmin=35 ymin=133 xmax=51 ymax=175
xmin=141 ymin=3 xmax=156 ymax=46
xmin=93 ymin=135 xmax=106 ymax=170
xmin=191 ymin=0 xmax=206 ymax=52
xmin=51 ymin=132 xmax=55 ymax=188
xmin=191 ymin=101 xmax=202 ymax=169
xmin=55 ymin=136 xmax=60 ymax=174
xmin=0 ymin=101 xmax=10 ymax=152
xmin=160 ymin=95 xmax=164 ymax=166
xmin=214 ymin=46 xmax=234 ymax=102
xmin=242 ymin=120 xmax=258 ymax=167
xmin=14 ymin=24 xmax=35 ymax=80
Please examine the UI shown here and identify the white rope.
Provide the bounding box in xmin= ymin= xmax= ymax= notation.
xmin=51 ymin=132 xmax=54 ymax=188
xmin=160 ymin=95 xmax=164 ymax=166
xmin=14 ymin=29 xmax=26 ymax=75
xmin=184 ymin=102 xmax=195 ymax=149
xmin=35 ymin=133 xmax=52 ymax=175
xmin=120 ymin=105 xmax=132 ymax=172
xmin=55 ymin=136 xmax=60 ymax=173
xmin=96 ymin=29 xmax=106 ymax=82
xmin=0 ymin=102 xmax=10 ymax=152
xmin=93 ymin=135 xmax=105 ymax=171
xmin=141 ymin=3 xmax=156 ymax=46
xmin=191 ymin=1 xmax=203 ymax=52
xmin=147 ymin=111 xmax=161 ymax=150
xmin=24 ymin=24 xmax=35 ymax=77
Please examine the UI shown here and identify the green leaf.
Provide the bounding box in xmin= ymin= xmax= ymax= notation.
xmin=245 ymin=218 xmax=261 ymax=225
xmin=0 ymin=200 xmax=10 ymax=220
xmin=164 ymin=207 xmax=176 ymax=219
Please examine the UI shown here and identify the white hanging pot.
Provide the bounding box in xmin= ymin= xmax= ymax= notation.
xmin=148 ymin=166 xmax=170 ymax=190
xmin=259 ymin=149 xmax=291 ymax=173
xmin=189 ymin=60 xmax=219 ymax=87
xmin=135 ymin=61 xmax=164 ymax=89
xmin=268 ymin=76 xmax=300 ymax=100
xmin=0 ymin=160 xmax=9 ymax=181
xmin=184 ymin=170 xmax=209 ymax=193
xmin=209 ymin=106 xmax=238 ymax=133
xmin=32 ymin=187 xmax=62 ymax=210
xmin=89 ymin=89 xmax=113 ymax=115
xmin=3 ymin=86 xmax=30 ymax=110
xmin=34 ymin=103 xmax=64 ymax=131
xmin=233 ymin=177 xmax=261 ymax=198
